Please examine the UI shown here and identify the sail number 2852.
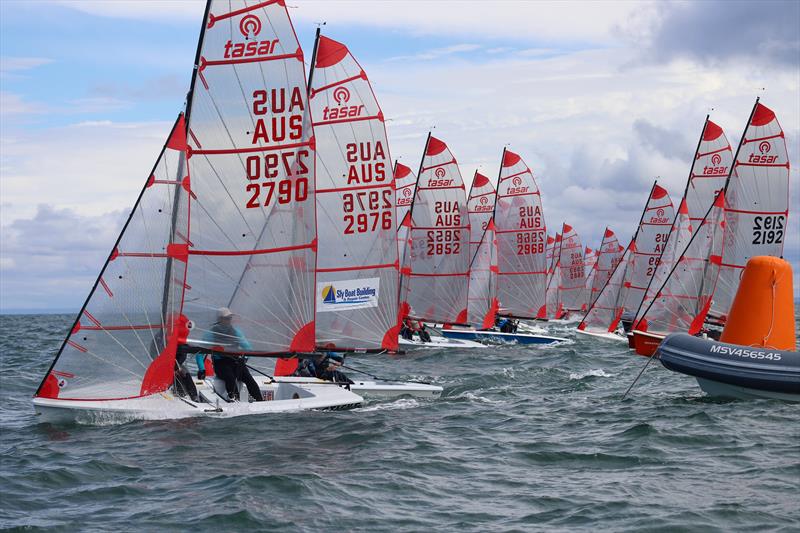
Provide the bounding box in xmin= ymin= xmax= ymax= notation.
xmin=244 ymin=150 xmax=310 ymax=208
xmin=752 ymin=215 xmax=784 ymax=245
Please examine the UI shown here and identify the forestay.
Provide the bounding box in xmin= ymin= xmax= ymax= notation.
xmin=179 ymin=0 xmax=317 ymax=357
xmin=467 ymin=219 xmax=498 ymax=328
xmin=309 ymin=34 xmax=399 ymax=350
xmin=401 ymin=135 xmax=470 ymax=324
xmin=36 ymin=116 xmax=191 ymax=401
xmin=558 ymin=224 xmax=585 ymax=311
xmin=713 ymin=101 xmax=790 ymax=319
xmin=495 ymin=150 xmax=547 ymax=318
xmin=635 ymin=193 xmax=725 ymax=335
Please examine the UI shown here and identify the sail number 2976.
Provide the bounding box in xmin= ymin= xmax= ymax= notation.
xmin=244 ymin=150 xmax=310 ymax=208
xmin=752 ymin=215 xmax=784 ymax=245
xmin=343 ymin=189 xmax=392 ymax=234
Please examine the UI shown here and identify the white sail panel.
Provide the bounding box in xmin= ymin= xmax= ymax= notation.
xmin=558 ymin=224 xmax=585 ymax=311
xmin=544 ymin=233 xmax=563 ymax=319
xmin=578 ymin=243 xmax=632 ymax=333
xmin=589 ymin=228 xmax=621 ymax=306
xmin=467 ymin=172 xmax=497 ymax=261
xmin=395 ymin=163 xmax=416 ymax=273
xmin=636 ymin=193 xmax=725 ymax=335
xmin=401 ymin=136 xmax=470 ymax=324
xmin=713 ymin=102 xmax=790 ymax=318
xmin=36 ymin=116 xmax=191 ymax=401
xmin=580 ymin=247 xmax=599 ymax=311
xmin=686 ymin=119 xmax=732 ymax=224
xmin=495 ymin=150 xmax=547 ymax=318
xmin=183 ymin=0 xmax=317 ymax=354
xmin=618 ymin=185 xmax=674 ymax=313
xmin=309 ymin=35 xmax=399 ymax=350
xmin=467 ymin=218 xmax=498 ymax=328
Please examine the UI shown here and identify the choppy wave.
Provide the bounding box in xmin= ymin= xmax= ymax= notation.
xmin=1 ymin=313 xmax=799 ymax=531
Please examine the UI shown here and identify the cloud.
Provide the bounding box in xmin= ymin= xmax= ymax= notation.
xmin=0 ymin=91 xmax=44 ymax=116
xmin=638 ymin=0 xmax=800 ymax=67
xmin=0 ymin=205 xmax=126 ymax=310
xmin=633 ymin=119 xmax=693 ymax=161
xmin=0 ymin=56 xmax=53 ymax=79
xmin=388 ymin=43 xmax=482 ymax=62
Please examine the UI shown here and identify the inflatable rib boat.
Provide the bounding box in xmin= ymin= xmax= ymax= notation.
xmin=657 ymin=333 xmax=800 ymax=401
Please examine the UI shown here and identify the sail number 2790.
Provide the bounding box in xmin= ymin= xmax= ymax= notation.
xmin=244 ymin=150 xmax=310 ymax=208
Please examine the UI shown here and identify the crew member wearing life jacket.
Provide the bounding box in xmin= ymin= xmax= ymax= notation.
xmin=200 ymin=307 xmax=264 ymax=402
xmin=294 ymin=353 xmax=353 ymax=384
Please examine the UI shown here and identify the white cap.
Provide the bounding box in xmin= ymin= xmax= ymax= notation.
xmin=217 ymin=307 xmax=233 ymax=319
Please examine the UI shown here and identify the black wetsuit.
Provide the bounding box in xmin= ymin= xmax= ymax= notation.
xmin=174 ymin=352 xmax=199 ymax=402
xmin=207 ymin=322 xmax=263 ymax=402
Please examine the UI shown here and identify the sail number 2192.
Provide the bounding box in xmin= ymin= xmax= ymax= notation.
xmin=752 ymin=215 xmax=784 ymax=245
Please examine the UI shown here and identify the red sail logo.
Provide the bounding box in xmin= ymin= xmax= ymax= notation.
xmin=749 ymin=140 xmax=778 ymax=164
xmin=759 ymin=141 xmax=771 ymax=154
xmin=508 ymin=175 xmax=528 ymax=195
xmin=333 ymin=87 xmax=351 ymax=105
xmin=512 ymin=176 xmax=522 ymax=187
xmin=650 ymin=207 xmax=669 ymax=224
xmin=239 ymin=15 xmax=262 ymax=38
xmin=435 ymin=167 xmax=446 ymax=178
xmin=657 ymin=208 xmax=665 ymax=217
xmin=403 ymin=188 xmax=412 ymax=197
xmin=479 ymin=196 xmax=488 ymax=205
xmin=711 ymin=153 xmax=722 ymax=166
xmin=429 ymin=167 xmax=452 ymax=187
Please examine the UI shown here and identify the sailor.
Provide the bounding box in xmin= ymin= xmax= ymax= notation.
xmin=201 ymin=307 xmax=264 ymax=402
xmin=399 ymin=318 xmax=414 ymax=340
xmin=496 ymin=316 xmax=518 ymax=333
xmin=417 ymin=321 xmax=432 ymax=343
xmin=174 ymin=350 xmax=199 ymax=402
xmin=294 ymin=353 xmax=353 ymax=384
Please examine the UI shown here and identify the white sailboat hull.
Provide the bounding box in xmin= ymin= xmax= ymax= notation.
xmin=398 ymin=336 xmax=486 ymax=349
xmin=575 ymin=328 xmax=627 ymax=343
xmin=273 ymin=376 xmax=442 ymax=399
xmin=33 ymin=380 xmax=363 ymax=424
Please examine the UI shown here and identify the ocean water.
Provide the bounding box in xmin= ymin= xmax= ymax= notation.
xmin=1 ymin=313 xmax=798 ymax=532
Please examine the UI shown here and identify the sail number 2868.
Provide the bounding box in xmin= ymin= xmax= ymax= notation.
xmin=244 ymin=150 xmax=310 ymax=208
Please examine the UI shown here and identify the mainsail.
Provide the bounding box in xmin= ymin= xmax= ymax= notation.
xmin=467 ymin=219 xmax=498 ymax=328
xmin=580 ymin=246 xmax=599 ymax=311
xmin=712 ymin=101 xmax=790 ymax=319
xmin=182 ymin=0 xmax=317 ymax=358
xmin=558 ymin=223 xmax=586 ymax=311
xmin=467 ymin=171 xmax=497 ymax=261
xmin=589 ymin=228 xmax=621 ymax=306
xmin=494 ymin=149 xmax=547 ymax=318
xmin=634 ymin=193 xmax=725 ymax=335
xmin=308 ymin=33 xmax=399 ymax=350
xmin=36 ymin=116 xmax=192 ymax=400
xmin=544 ymin=233 xmax=563 ymax=319
xmin=617 ymin=184 xmax=674 ymax=314
xmin=400 ymin=134 xmax=470 ymax=324
xmin=395 ymin=162 xmax=417 ymax=268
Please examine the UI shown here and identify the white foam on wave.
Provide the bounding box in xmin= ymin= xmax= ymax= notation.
xmin=569 ymin=369 xmax=613 ymax=380
xmin=452 ymin=391 xmax=503 ymax=404
xmin=356 ymin=398 xmax=420 ymax=412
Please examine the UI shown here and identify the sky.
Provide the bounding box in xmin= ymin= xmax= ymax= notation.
xmin=1 ymin=0 xmax=799 ymax=312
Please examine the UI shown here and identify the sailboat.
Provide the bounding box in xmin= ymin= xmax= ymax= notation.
xmin=544 ymin=233 xmax=565 ymax=320
xmin=398 ymin=134 xmax=485 ymax=349
xmin=632 ymin=101 xmax=790 ymax=355
xmin=33 ymin=1 xmax=365 ymax=421
xmin=710 ymin=101 xmax=791 ymax=322
xmin=558 ymin=223 xmax=587 ymax=317
xmin=629 ymin=116 xmax=733 ymax=354
xmin=268 ymin=31 xmax=442 ymax=396
xmin=576 ymin=182 xmax=674 ymax=341
xmin=440 ymin=150 xmax=566 ymax=345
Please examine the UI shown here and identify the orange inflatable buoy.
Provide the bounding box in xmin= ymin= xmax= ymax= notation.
xmin=720 ymin=256 xmax=796 ymax=350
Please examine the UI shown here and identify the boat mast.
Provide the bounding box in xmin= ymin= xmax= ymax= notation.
xmin=307 ymin=27 xmax=322 ymax=93
xmin=398 ymin=131 xmax=431 ymax=292
xmin=159 ymin=0 xmax=212 ymax=328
